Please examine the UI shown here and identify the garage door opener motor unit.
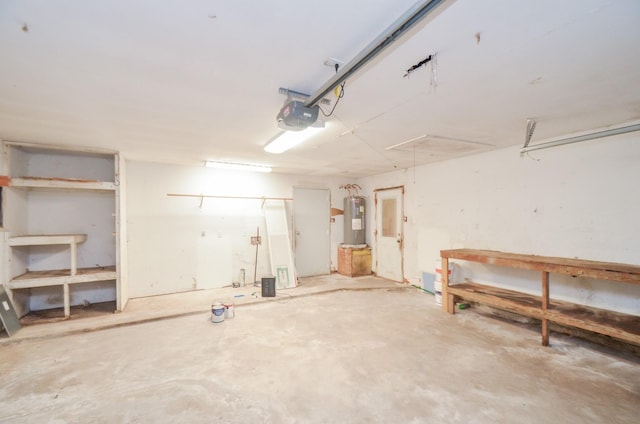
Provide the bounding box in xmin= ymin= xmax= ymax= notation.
xmin=276 ymin=100 xmax=319 ymax=131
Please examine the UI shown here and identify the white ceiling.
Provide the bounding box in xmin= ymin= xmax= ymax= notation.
xmin=1 ymin=0 xmax=639 ymax=177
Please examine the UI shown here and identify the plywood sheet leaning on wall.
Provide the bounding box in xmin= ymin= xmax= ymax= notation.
xmin=0 ymin=286 xmax=21 ymax=337
xmin=263 ymin=200 xmax=297 ymax=289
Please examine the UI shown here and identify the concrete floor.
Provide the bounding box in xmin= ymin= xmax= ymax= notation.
xmin=1 ymin=276 xmax=639 ymax=423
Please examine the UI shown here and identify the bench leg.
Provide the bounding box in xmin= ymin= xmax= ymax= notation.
xmin=542 ymin=319 xmax=549 ymax=347
xmin=441 ymin=257 xmax=455 ymax=313
xmin=541 ymin=271 xmax=549 ymax=346
xmin=63 ymin=283 xmax=70 ymax=319
xmin=447 ymin=293 xmax=456 ymax=314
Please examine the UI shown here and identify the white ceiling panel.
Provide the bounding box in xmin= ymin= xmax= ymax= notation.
xmin=0 ymin=0 xmax=639 ymax=176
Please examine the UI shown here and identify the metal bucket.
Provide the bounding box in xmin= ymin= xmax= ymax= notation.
xmin=211 ymin=303 xmax=225 ymax=323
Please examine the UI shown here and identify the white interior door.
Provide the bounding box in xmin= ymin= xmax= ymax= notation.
xmin=375 ymin=187 xmax=404 ymax=282
xmin=293 ymin=187 xmax=330 ymax=277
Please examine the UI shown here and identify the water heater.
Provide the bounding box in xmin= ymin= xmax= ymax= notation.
xmin=343 ymin=196 xmax=366 ymax=245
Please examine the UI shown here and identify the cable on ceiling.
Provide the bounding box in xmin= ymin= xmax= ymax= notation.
xmin=319 ymin=63 xmax=346 ymax=118
xmin=304 ymin=0 xmax=449 ymax=107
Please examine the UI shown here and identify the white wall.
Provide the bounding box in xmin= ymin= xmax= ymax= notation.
xmin=358 ymin=132 xmax=640 ymax=314
xmin=116 ymin=154 xmax=129 ymax=311
xmin=126 ymin=161 xmax=351 ymax=298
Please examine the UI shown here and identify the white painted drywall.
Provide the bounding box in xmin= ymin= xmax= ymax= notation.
xmin=358 ymin=133 xmax=640 ymax=314
xmin=1 ymin=145 xmax=27 ymax=315
xmin=126 ymin=161 xmax=350 ymax=298
xmin=116 ymin=153 xmax=129 ymax=311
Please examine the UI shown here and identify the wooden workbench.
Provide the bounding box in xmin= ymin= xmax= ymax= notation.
xmin=440 ymin=249 xmax=640 ymax=346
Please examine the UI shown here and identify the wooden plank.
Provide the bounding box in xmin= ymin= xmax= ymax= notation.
xmin=0 ymin=175 xmax=10 ymax=187
xmin=63 ymin=283 xmax=70 ymax=318
xmin=448 ymin=281 xmax=640 ymax=346
xmin=442 ymin=256 xmax=454 ymax=313
xmin=0 ymin=286 xmax=21 ymax=336
xmin=9 ymin=234 xmax=87 ymax=246
xmin=545 ymin=305 xmax=640 ymax=346
xmin=11 ymin=177 xmax=115 ymax=191
xmin=20 ymin=301 xmax=116 ymax=325
xmin=263 ymin=200 xmax=297 ymax=289
xmin=8 ymin=266 xmax=117 ymax=289
xmin=70 ymin=239 xmax=78 ymax=276
xmin=440 ymin=249 xmax=640 ymax=284
xmin=541 ymin=271 xmax=549 ymax=346
xmin=448 ymin=283 xmax=545 ymax=319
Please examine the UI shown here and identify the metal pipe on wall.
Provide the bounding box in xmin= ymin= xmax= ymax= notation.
xmin=520 ymin=122 xmax=640 ymax=154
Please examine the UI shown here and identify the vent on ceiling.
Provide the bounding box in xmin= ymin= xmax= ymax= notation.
xmin=386 ymin=134 xmax=493 ymax=155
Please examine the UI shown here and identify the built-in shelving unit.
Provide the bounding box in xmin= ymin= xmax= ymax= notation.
xmin=1 ymin=142 xmax=126 ymax=322
xmin=6 ymin=234 xmax=117 ymax=317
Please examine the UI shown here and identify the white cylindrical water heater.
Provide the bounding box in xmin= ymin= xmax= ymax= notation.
xmin=343 ymin=196 xmax=366 ymax=245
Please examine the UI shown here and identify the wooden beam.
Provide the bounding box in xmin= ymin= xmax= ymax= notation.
xmin=63 ymin=283 xmax=70 ymax=318
xmin=541 ymin=271 xmax=550 ymax=346
xmin=545 ymin=309 xmax=640 ymax=346
xmin=167 ymin=193 xmax=293 ymax=201
xmin=441 ymin=256 xmax=454 ymax=313
xmin=11 ymin=177 xmax=115 ymax=191
xmin=8 ymin=234 xmax=87 ymax=246
xmin=8 ymin=266 xmax=117 ymax=289
xmin=441 ymin=249 xmax=640 ymax=284
xmin=448 ymin=285 xmax=545 ymax=319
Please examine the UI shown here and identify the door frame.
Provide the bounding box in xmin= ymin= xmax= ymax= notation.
xmin=374 ymin=185 xmax=405 ymax=282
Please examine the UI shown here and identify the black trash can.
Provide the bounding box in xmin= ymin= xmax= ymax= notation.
xmin=261 ymin=277 xmax=276 ymax=297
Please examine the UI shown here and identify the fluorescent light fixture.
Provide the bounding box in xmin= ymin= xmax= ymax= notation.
xmin=205 ymin=161 xmax=272 ymax=173
xmin=264 ymin=126 xmax=325 ymax=154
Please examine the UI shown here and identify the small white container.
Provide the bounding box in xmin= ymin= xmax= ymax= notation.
xmin=224 ymin=303 xmax=235 ymax=319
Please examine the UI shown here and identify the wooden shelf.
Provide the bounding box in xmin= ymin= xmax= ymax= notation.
xmin=8 ymin=266 xmax=117 ymax=289
xmin=11 ymin=177 xmax=116 ymax=191
xmin=449 ymin=282 xmax=640 ymax=345
xmin=9 ymin=233 xmax=87 ymax=277
xmin=440 ymin=249 xmax=640 ymax=347
xmin=2 ymin=143 xmax=121 ymax=328
xmin=448 ymin=282 xmax=545 ymax=319
xmin=5 ymin=233 xmax=113 ymax=319
xmin=9 ymin=234 xmax=87 ymax=246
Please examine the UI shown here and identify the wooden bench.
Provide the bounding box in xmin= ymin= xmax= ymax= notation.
xmin=440 ymin=249 xmax=640 ymax=346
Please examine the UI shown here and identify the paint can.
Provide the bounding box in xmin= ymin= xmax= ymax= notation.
xmin=434 ymin=259 xmax=453 ymax=305
xmin=211 ymin=303 xmax=225 ymax=323
xmin=434 ymin=280 xmax=443 ymax=305
xmin=224 ymin=302 xmax=235 ymax=319
xmin=434 ymin=259 xmax=453 ymax=282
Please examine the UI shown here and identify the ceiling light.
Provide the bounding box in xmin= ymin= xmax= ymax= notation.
xmin=205 ymin=161 xmax=272 ymax=173
xmin=264 ymin=126 xmax=325 ymax=154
